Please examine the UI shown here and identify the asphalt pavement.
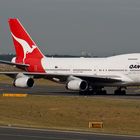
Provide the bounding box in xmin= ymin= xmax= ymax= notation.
xmin=0 ymin=126 xmax=139 ymax=140
xmin=0 ymin=83 xmax=140 ymax=99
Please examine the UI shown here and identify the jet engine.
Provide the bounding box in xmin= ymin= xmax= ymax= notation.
xmin=66 ymin=80 xmax=88 ymax=91
xmin=13 ymin=76 xmax=34 ymax=88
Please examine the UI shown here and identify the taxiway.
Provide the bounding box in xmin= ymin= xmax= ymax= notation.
xmin=0 ymin=126 xmax=139 ymax=140
xmin=0 ymin=83 xmax=140 ymax=99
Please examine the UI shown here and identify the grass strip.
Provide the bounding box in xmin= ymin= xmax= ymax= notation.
xmin=0 ymin=95 xmax=139 ymax=135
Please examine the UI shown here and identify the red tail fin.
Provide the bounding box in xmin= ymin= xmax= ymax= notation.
xmin=8 ymin=18 xmax=44 ymax=64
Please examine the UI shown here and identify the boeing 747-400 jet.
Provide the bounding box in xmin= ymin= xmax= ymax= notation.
xmin=1 ymin=18 xmax=140 ymax=95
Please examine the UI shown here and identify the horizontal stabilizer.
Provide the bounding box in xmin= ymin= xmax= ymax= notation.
xmin=0 ymin=60 xmax=29 ymax=67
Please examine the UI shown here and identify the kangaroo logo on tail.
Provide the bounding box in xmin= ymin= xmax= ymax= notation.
xmin=11 ymin=32 xmax=37 ymax=63
xmin=9 ymin=18 xmax=44 ymax=64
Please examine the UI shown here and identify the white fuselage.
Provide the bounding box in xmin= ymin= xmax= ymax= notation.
xmin=41 ymin=53 xmax=140 ymax=86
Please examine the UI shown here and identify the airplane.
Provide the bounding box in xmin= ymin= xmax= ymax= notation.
xmin=1 ymin=18 xmax=140 ymax=95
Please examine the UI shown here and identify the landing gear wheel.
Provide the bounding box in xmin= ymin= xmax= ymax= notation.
xmin=79 ymin=89 xmax=95 ymax=95
xmin=121 ymin=90 xmax=126 ymax=95
xmin=114 ymin=89 xmax=126 ymax=95
xmin=96 ymin=90 xmax=107 ymax=95
xmin=79 ymin=91 xmax=88 ymax=95
xmin=114 ymin=90 xmax=119 ymax=95
xmin=102 ymin=90 xmax=107 ymax=95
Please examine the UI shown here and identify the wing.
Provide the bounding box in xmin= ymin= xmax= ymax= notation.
xmin=0 ymin=71 xmax=123 ymax=83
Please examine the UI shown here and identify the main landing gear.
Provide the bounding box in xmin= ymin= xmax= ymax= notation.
xmin=94 ymin=88 xmax=107 ymax=95
xmin=114 ymin=87 xmax=126 ymax=95
xmin=79 ymin=86 xmax=127 ymax=96
xmin=79 ymin=87 xmax=107 ymax=95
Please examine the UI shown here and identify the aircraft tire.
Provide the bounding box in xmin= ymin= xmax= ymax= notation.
xmin=114 ymin=90 xmax=126 ymax=95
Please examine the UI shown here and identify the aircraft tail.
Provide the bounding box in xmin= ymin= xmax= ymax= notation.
xmin=8 ymin=18 xmax=44 ymax=64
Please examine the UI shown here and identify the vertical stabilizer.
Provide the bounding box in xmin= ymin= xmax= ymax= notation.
xmin=8 ymin=18 xmax=44 ymax=64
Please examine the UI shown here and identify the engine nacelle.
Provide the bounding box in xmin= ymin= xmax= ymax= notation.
xmin=13 ymin=77 xmax=34 ymax=88
xmin=66 ymin=80 xmax=88 ymax=91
